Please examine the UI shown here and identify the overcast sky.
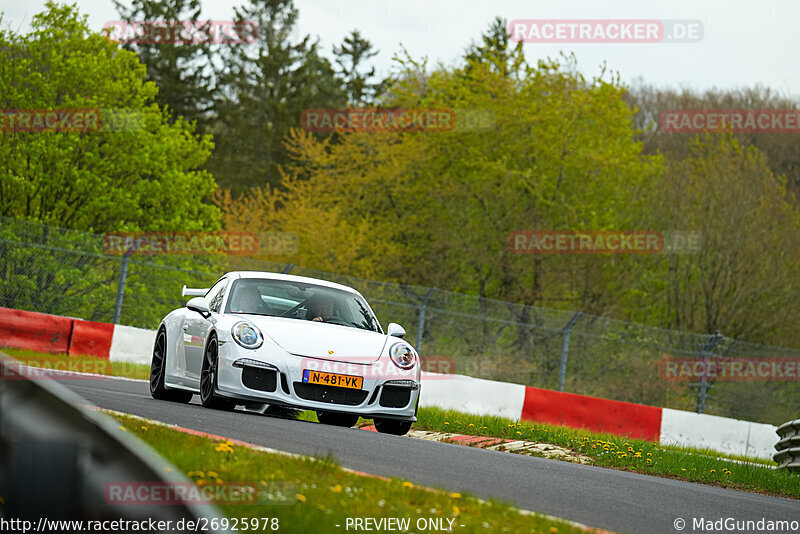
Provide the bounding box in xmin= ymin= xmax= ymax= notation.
xmin=3 ymin=0 xmax=799 ymax=98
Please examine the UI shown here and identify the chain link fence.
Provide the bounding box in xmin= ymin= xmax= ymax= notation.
xmin=1 ymin=216 xmax=798 ymax=425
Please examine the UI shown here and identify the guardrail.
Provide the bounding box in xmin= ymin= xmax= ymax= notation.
xmin=773 ymin=419 xmax=800 ymax=471
xmin=0 ymin=352 xmax=229 ymax=529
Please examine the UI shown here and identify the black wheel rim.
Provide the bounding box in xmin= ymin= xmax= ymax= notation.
xmin=150 ymin=331 xmax=165 ymax=392
xmin=201 ymin=337 xmax=217 ymax=401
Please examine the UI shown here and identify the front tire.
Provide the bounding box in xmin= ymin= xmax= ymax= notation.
xmin=374 ymin=418 xmax=412 ymax=436
xmin=316 ymin=411 xmax=359 ymax=427
xmin=200 ymin=334 xmax=236 ymax=411
xmin=150 ymin=328 xmax=192 ymax=403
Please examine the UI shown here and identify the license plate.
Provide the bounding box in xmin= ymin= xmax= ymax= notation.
xmin=302 ymin=369 xmax=363 ymax=389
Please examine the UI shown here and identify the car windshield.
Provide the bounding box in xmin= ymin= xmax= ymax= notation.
xmin=225 ymin=278 xmax=381 ymax=332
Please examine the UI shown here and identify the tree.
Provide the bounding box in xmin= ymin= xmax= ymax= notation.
xmin=113 ymin=0 xmax=214 ymax=130
xmin=0 ymin=2 xmax=221 ymax=325
xmin=625 ymin=83 xmax=800 ymax=198
xmin=464 ymin=17 xmax=525 ymax=79
xmin=632 ymin=134 xmax=800 ymax=344
xmin=205 ymin=0 xmax=346 ymax=195
xmin=333 ymin=29 xmax=379 ymax=105
xmin=0 ymin=1 xmax=219 ymax=232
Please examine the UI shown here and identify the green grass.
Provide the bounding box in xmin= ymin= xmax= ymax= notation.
xmin=413 ymin=407 xmax=798 ymax=499
xmin=109 ymin=412 xmax=592 ymax=534
xmin=1 ymin=348 xmax=151 ymax=380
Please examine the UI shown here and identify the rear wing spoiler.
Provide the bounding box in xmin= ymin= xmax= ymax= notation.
xmin=181 ymin=285 xmax=209 ymax=297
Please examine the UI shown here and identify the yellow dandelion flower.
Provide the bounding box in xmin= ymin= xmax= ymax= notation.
xmin=646 ymin=459 xmax=652 ymax=463
xmin=452 ymin=505 xmax=461 ymax=516
xmin=681 ymin=468 xmax=687 ymax=472
xmin=140 ymin=426 xmax=148 ymax=431
xmin=402 ymin=481 xmax=414 ymax=489
xmin=710 ymin=469 xmax=716 ymax=474
xmin=260 ymin=481 xmax=269 ymax=487
xmin=449 ymin=493 xmax=462 ymax=499
xmin=216 ymin=479 xmax=224 ymax=485
xmin=332 ymin=484 xmax=342 ymax=493
xmin=208 ymin=471 xmax=219 ymax=478
xmin=187 ymin=471 xmax=197 ymax=477
xmin=197 ymin=480 xmax=207 ymax=486
xmin=516 ymin=431 xmax=522 ymax=435
xmin=469 ymin=423 xmax=474 ymax=427
xmin=550 ymin=528 xmax=559 ymax=533
xmin=118 ymin=426 xmax=127 ymax=431
xmin=445 ymin=422 xmax=450 ymax=425
xmin=296 ymin=494 xmax=307 ymax=502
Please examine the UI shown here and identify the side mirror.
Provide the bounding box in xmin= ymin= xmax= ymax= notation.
xmin=387 ymin=323 xmax=406 ymax=338
xmin=187 ymin=297 xmax=211 ymax=317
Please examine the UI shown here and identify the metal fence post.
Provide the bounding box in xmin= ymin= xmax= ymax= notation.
xmin=416 ymin=288 xmax=436 ymax=352
xmin=558 ymin=311 xmax=582 ymax=392
xmin=112 ymin=252 xmax=130 ymax=324
xmin=282 ymin=264 xmax=294 ymax=274
xmin=696 ymin=332 xmax=724 ymax=414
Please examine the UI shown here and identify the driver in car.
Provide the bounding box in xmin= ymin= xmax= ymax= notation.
xmin=307 ymin=295 xmax=336 ymax=322
xmin=231 ymin=286 xmax=264 ymax=314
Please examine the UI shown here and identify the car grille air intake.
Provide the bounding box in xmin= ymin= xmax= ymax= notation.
xmin=293 ymin=382 xmax=369 ymax=405
xmin=241 ymin=367 xmax=278 ymax=393
xmin=379 ymin=385 xmax=411 ymax=408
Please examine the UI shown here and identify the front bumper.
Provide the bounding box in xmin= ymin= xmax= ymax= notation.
xmin=215 ymin=342 xmax=420 ymax=421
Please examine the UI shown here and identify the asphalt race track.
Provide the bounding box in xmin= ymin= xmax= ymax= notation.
xmin=56 ymin=374 xmax=800 ymax=534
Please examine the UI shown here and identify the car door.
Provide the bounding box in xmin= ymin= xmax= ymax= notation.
xmin=183 ymin=277 xmax=227 ymax=381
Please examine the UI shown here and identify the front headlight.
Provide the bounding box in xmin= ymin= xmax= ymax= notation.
xmin=232 ymin=322 xmax=263 ymax=349
xmin=389 ymin=342 xmax=417 ymax=369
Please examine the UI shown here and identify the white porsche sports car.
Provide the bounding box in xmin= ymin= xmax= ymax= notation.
xmin=149 ymin=271 xmax=420 ymax=435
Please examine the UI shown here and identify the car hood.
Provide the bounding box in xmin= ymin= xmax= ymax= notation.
xmin=250 ymin=317 xmax=388 ymax=362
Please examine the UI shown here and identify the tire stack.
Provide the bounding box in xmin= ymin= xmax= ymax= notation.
xmin=773 ymin=419 xmax=800 ymax=472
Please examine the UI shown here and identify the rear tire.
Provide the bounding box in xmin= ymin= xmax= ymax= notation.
xmin=200 ymin=334 xmax=236 ymax=411
xmin=316 ymin=411 xmax=359 ymax=427
xmin=150 ymin=328 xmax=193 ymax=403
xmin=374 ymin=418 xmax=412 ymax=436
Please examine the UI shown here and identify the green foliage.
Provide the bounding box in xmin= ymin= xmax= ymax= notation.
xmin=0 ymin=1 xmax=220 ymax=233
xmin=113 ymin=0 xmax=215 ymax=130
xmin=205 ymin=0 xmax=347 ymax=195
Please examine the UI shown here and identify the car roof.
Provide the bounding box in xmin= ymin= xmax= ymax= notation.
xmin=225 ymin=271 xmax=363 ymax=296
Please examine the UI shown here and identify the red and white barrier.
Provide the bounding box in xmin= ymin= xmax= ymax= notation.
xmin=0 ymin=306 xmax=778 ymax=459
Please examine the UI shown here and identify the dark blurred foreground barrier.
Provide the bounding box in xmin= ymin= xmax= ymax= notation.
xmin=0 ymin=351 xmax=229 ymax=531
xmin=774 ymin=419 xmax=800 ymax=471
